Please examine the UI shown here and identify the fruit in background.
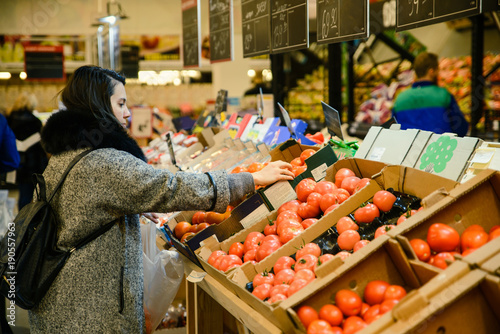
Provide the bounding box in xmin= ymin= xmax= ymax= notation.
xmin=335 ymin=289 xmax=363 ymax=316
xmin=243 ymin=231 xmax=266 ymax=253
xmin=292 ymin=165 xmax=307 ymax=177
xmin=460 ymin=229 xmax=488 ymax=251
xmin=174 ymin=221 xmax=192 ymax=239
xmin=276 ymin=210 xmax=302 ymax=228
xmin=320 ymin=193 xmax=338 ymax=213
xmin=228 ymin=242 xmax=244 ymax=258
xmin=300 ymin=149 xmax=317 ymax=163
xmin=334 ymin=168 xmax=356 ymax=188
xmin=301 ymin=218 xmax=318 ymax=229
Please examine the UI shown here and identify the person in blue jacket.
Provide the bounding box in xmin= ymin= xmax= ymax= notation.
xmin=392 ymin=52 xmax=469 ymax=136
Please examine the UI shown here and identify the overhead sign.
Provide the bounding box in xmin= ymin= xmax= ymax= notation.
xmin=271 ymin=0 xmax=309 ymax=54
xmin=182 ymin=0 xmax=201 ymax=67
xmin=24 ymin=45 xmax=65 ymax=81
xmin=241 ymin=0 xmax=271 ymax=57
xmin=209 ymin=0 xmax=234 ymax=63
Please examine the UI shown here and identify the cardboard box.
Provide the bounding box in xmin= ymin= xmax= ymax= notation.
xmin=386 ymin=169 xmax=500 ymax=284
xmin=461 ymin=141 xmax=500 ymax=183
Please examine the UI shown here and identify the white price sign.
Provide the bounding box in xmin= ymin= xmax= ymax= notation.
xmin=130 ymin=107 xmax=153 ymax=138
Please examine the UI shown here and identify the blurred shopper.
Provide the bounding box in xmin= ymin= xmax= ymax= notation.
xmin=7 ymin=92 xmax=48 ymax=210
xmin=392 ymin=52 xmax=469 ymax=136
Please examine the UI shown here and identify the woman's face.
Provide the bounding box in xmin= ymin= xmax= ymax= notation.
xmin=110 ymin=82 xmax=130 ymax=127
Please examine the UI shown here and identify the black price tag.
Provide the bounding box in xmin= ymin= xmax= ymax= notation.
xmin=380 ymin=117 xmax=398 ymax=129
xmin=277 ymin=103 xmax=295 ymax=138
xmin=321 ymin=101 xmax=344 ymax=141
xmin=214 ymin=89 xmax=228 ymax=114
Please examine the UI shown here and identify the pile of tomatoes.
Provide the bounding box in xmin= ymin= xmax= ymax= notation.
xmin=173 ymin=206 xmax=232 ymax=243
xmin=297 ymin=280 xmax=407 ymax=334
xmin=409 ymin=223 xmax=500 ymax=270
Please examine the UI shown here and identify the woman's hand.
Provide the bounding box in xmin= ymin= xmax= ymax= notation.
xmin=252 ymin=160 xmax=295 ymax=186
xmin=141 ymin=212 xmax=160 ymax=224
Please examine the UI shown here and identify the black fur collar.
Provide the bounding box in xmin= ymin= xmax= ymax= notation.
xmin=41 ymin=109 xmax=146 ymax=162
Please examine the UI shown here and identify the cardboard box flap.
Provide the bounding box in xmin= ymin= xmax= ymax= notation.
xmin=414 ymin=261 xmax=470 ymax=301
xmin=392 ymin=289 xmax=429 ymax=322
xmin=354 ymin=126 xmax=383 ymax=159
xmin=420 ymin=188 xmax=451 ymax=208
xmin=461 ymin=239 xmax=500 ymax=270
xmin=313 ymin=256 xmax=344 ymax=279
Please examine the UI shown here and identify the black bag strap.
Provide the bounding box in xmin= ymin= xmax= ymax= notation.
xmin=70 ymin=219 xmax=119 ymax=253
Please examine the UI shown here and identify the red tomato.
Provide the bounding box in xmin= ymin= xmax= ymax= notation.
xmin=338 ymin=230 xmax=361 ymax=251
xmin=396 ymin=209 xmax=418 ymax=225
xmin=489 ymin=225 xmax=500 ymax=234
xmin=320 ymin=193 xmax=338 ymax=213
xmin=319 ymin=304 xmax=343 ymax=327
xmin=432 ymin=252 xmax=455 ymax=269
xmin=307 ymin=319 xmax=332 ymax=334
xmin=300 ymin=149 xmax=317 ymax=164
xmin=243 ymin=248 xmax=257 ymax=262
xmin=379 ymin=299 xmax=399 ymax=314
xmin=297 ymin=305 xmax=319 ymax=329
xmin=230 ymin=166 xmax=248 ymax=174
xmin=224 ymin=205 xmax=233 ymax=220
xmin=252 ymin=283 xmax=272 ymax=300
xmin=354 ymin=203 xmax=380 ymax=224
xmin=306 ymin=192 xmax=323 ymax=209
xmin=253 ymin=271 xmax=275 ymax=287
xmin=464 ymin=224 xmax=485 ymax=233
xmin=462 ymin=248 xmax=477 ymax=256
xmin=314 ymin=181 xmax=337 ymax=195
xmin=277 ymin=220 xmax=303 ymax=236
xmin=274 ymin=268 xmax=296 ymax=285
xmin=295 ymin=178 xmax=317 ymax=202
xmin=228 ymin=242 xmax=244 ymax=258
xmin=295 ymin=254 xmax=318 ymax=272
xmin=205 ymin=212 xmax=226 ymax=225
xmin=197 ymin=222 xmax=210 ymax=232
xmin=343 ymin=316 xmax=368 ymax=334
xmin=278 ymin=200 xmax=301 ymax=215
xmin=354 ymin=178 xmax=371 ymax=193
xmin=294 ymin=269 xmax=316 ymax=283
xmin=279 ymin=222 xmax=304 ymax=244
xmin=191 ymin=211 xmax=206 ymax=225
xmin=267 ymin=293 xmax=287 ymax=304
xmin=363 ymin=304 xmax=381 ymax=324
xmin=301 ymin=218 xmax=318 ymax=229
xmin=297 ymin=202 xmax=322 ymax=219
xmin=291 ymin=157 xmax=304 ymax=167
xmin=213 ymin=255 xmax=225 ymax=270
xmin=218 ymin=254 xmax=243 ymax=272
xmin=353 ymin=240 xmax=370 ymax=252
xmin=384 ymin=285 xmax=406 ymax=301
xmin=332 ymin=188 xmax=350 ymax=204
xmin=364 ymin=280 xmax=390 ymax=306
xmin=243 ymin=231 xmax=265 ymax=253
xmin=292 ymin=165 xmax=307 ymax=177
xmin=264 ymin=221 xmax=277 ymax=236
xmin=336 ymin=251 xmax=351 ymax=261
xmin=360 ymin=302 xmax=370 ymax=317
xmin=490 ymin=227 xmax=500 ymax=241
xmin=255 ymin=239 xmax=282 ymax=262
xmin=324 ymin=204 xmax=340 ymax=215
xmin=296 ymin=243 xmax=322 ymax=259
xmin=180 ymin=232 xmax=195 ymax=243
xmin=174 ymin=221 xmax=192 ymax=239
xmin=334 ymin=168 xmax=356 ymax=188
xmin=341 ymin=176 xmax=361 ymax=195
xmin=207 ymin=250 xmax=227 ymax=267
xmin=316 ymin=254 xmax=336 ymax=269
xmin=374 ymin=225 xmax=397 ymax=238
xmin=335 ymin=289 xmax=362 ymax=316
xmin=270 ymin=284 xmax=290 ymax=298
xmin=273 ymin=256 xmax=296 ymax=274
xmin=461 ymin=229 xmax=489 ymax=251
xmin=336 ymin=216 xmax=359 ymax=234
xmin=410 ymin=239 xmax=431 ymax=262
xmin=373 ymin=190 xmax=397 ymax=212
xmin=247 ymin=162 xmax=265 ymax=173
xmin=287 ymin=278 xmax=309 ymax=297
xmin=276 ymin=210 xmax=303 ymax=228
xmin=427 ymin=223 xmax=460 ymax=252
xmin=188 ymin=224 xmax=199 ymax=233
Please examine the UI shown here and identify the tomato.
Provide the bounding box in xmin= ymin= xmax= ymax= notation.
xmin=379 ymin=299 xmax=399 ymax=314
xmin=180 ymin=232 xmax=195 ymax=243
xmin=298 ymin=202 xmax=322 ymax=219
xmin=228 ymin=242 xmax=244 ymax=258
xmin=307 ymin=319 xmax=332 ymax=334
xmin=336 ymin=251 xmax=351 ymax=261
xmin=306 ymin=192 xmax=323 ymax=209
xmin=336 ymin=216 xmax=359 ymax=234
xmin=431 ymin=252 xmax=455 ymax=269
xmin=205 ymin=212 xmax=225 ymax=225
xmin=363 ymin=304 xmax=381 ymax=324
xmin=373 ymin=190 xmax=397 ymax=212
xmin=279 ymin=222 xmax=304 ymax=244
xmin=297 ymin=305 xmax=319 ymax=329
xmin=275 ymin=268 xmax=296 ymax=285
xmin=343 ymin=316 xmax=368 ymax=334
xmin=231 ymin=166 xmax=248 ymax=174
xmin=330 ymin=326 xmax=344 ymax=334
xmin=332 ymin=188 xmax=350 ymax=204
xmin=490 ymin=227 xmax=500 ymax=241
xmin=253 ymin=271 xmax=275 ymax=287
xmin=247 ymin=162 xmax=265 ymax=173
xmin=191 ymin=211 xmax=206 ymax=225
xmin=397 ymin=209 xmax=418 ymax=225
xmin=295 ymin=178 xmax=317 ymax=202
xmin=318 ymin=253 xmax=336 ymax=266
xmin=341 ymin=176 xmax=361 ymax=195
xmin=268 ymin=294 xmax=287 ymax=304
xmin=464 ymin=224 xmax=485 ymax=233
xmin=335 ymin=289 xmax=362 ymax=316
xmin=197 ymin=222 xmax=210 ymax=232
xmin=335 ymin=168 xmax=356 ymax=188
xmin=314 ymin=181 xmax=337 ymax=195
xmin=354 ymin=203 xmax=380 ymax=224
xmin=384 ymin=285 xmax=406 ymax=301
xmin=174 ymin=221 xmax=192 ymax=239
xmin=243 ymin=248 xmax=257 ymax=263
xmin=354 ymin=178 xmax=371 ymax=193
xmin=292 ymin=165 xmax=307 ymax=177
xmin=243 ymin=231 xmax=265 ymax=253
xmin=364 ymin=280 xmax=389 ymax=306
xmin=207 ymin=250 xmax=227 ymax=267
xmin=301 ymin=218 xmax=318 ymax=229
xmin=294 ymin=268 xmax=316 ymax=283
xmin=489 ymin=225 xmax=500 ymax=234
xmin=338 ymin=230 xmax=361 ymax=251
xmin=213 ymin=255 xmax=225 ymax=270
xmin=296 ymin=243 xmax=322 ymax=259
xmin=324 ymin=204 xmax=340 ymax=215
xmin=427 ymin=223 xmax=460 ymax=252
xmin=461 ymin=229 xmax=488 ymax=251
xmin=300 ymin=149 xmax=317 ymax=164
xmin=288 ymin=278 xmax=309 ymax=297
xmin=255 ymin=239 xmax=282 ymax=262
xmin=270 ymin=284 xmax=290 ymax=298
xmin=374 ymin=225 xmax=397 ymax=238
xmin=252 ymin=283 xmax=272 ymax=300
xmin=319 ymin=304 xmax=343 ymax=327
xmin=295 ymin=254 xmax=319 ymax=272
xmin=218 ymin=254 xmax=243 ymax=272
xmin=273 ymin=256 xmax=296 ymax=274
xmin=278 ymin=200 xmax=301 ymax=215
xmin=277 ymin=220 xmax=303 ymax=236
xmin=353 ymin=240 xmax=370 ymax=252
xmin=320 ymin=193 xmax=338 ymax=213
xmin=224 ymin=205 xmax=234 ymax=220
xmin=291 ymin=157 xmax=304 ymax=167
xmin=410 ymin=239 xmax=431 ymax=262
xmin=264 ymin=221 xmax=277 ymax=236
xmin=360 ymin=302 xmax=370 ymax=317
xmin=188 ymin=224 xmax=199 ymax=233
xmin=276 ymin=210 xmax=302 ymax=228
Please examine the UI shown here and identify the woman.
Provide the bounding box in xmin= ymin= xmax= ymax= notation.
xmin=7 ymin=92 xmax=49 ymax=210
xmin=29 ymin=65 xmax=294 ymax=333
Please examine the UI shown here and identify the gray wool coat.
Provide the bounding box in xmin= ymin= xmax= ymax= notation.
xmin=28 ymin=148 xmax=254 ymax=333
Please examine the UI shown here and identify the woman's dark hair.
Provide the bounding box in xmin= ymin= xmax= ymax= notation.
xmin=60 ymin=66 xmax=126 ymax=121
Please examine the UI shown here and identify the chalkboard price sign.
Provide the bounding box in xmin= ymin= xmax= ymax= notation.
xmin=396 ymin=0 xmax=480 ymax=31
xmin=182 ymin=0 xmax=201 ymax=68
xmin=241 ymin=0 xmax=271 ymax=57
xmin=271 ymin=0 xmax=309 ymax=54
xmin=24 ymin=45 xmax=65 ymax=81
xmin=209 ymin=0 xmax=234 ymax=63
xmin=317 ymin=0 xmax=369 ymax=44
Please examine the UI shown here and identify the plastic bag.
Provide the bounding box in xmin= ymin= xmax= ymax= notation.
xmin=141 ymin=222 xmax=184 ymax=332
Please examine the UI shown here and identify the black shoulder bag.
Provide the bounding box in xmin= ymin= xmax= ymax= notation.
xmin=0 ymin=150 xmax=117 ymax=310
